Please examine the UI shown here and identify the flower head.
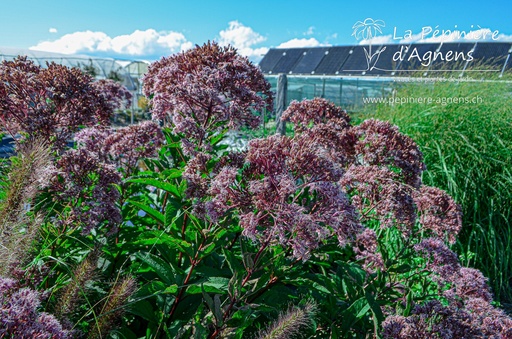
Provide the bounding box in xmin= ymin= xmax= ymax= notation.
xmin=354 ymin=119 xmax=426 ymax=187
xmin=143 ymin=41 xmax=272 ymax=147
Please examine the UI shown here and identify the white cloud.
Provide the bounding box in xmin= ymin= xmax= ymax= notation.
xmin=218 ymin=21 xmax=268 ymax=62
xmin=304 ymin=26 xmax=315 ymax=36
xmin=495 ymin=33 xmax=512 ymax=42
xmin=276 ymin=37 xmax=326 ymax=48
xmin=359 ymin=34 xmax=394 ymax=45
xmin=49 ymin=28 xmax=57 ymax=34
xmin=30 ymin=29 xmax=191 ymax=59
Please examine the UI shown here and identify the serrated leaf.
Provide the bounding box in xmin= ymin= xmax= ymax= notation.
xmin=126 ymin=199 xmax=164 ymax=224
xmin=165 ymin=199 xmax=183 ymax=226
xmin=164 ymin=284 xmax=179 ymax=294
xmin=201 ymin=284 xmax=214 ymax=310
xmin=214 ymin=295 xmax=223 ymax=327
xmin=162 ymin=168 xmax=183 ymax=179
xmin=209 ymin=130 xmax=227 ymax=146
xmin=222 ymin=248 xmax=243 ymax=274
xmin=366 ymin=290 xmax=384 ymax=322
xmin=188 ymin=277 xmax=230 ymax=295
xmin=351 ymin=297 xmax=371 ymax=319
xmin=135 ymin=252 xmax=176 ymax=285
xmin=200 ymin=243 xmax=216 ymax=257
xmin=127 ymin=178 xmax=181 ymax=198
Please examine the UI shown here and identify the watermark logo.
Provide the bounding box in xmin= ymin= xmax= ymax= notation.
xmin=351 ymin=18 xmax=503 ymax=72
xmin=352 ymin=18 xmax=387 ymax=71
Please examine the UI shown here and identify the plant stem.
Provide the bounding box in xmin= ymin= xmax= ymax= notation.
xmin=168 ymin=221 xmax=209 ymax=320
xmin=177 ymin=213 xmax=189 ymax=268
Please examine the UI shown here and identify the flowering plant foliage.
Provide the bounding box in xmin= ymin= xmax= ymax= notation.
xmin=0 ymin=44 xmax=510 ymax=339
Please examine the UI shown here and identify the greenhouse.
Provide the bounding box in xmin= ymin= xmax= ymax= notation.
xmin=260 ymin=42 xmax=512 ymax=110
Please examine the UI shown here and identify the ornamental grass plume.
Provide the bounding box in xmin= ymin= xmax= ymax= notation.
xmin=257 ymin=302 xmax=317 ymax=339
xmin=88 ymin=276 xmax=136 ymax=339
xmin=142 ymin=41 xmax=272 ymax=148
xmin=0 ymin=139 xmax=53 ymax=276
xmin=54 ymin=250 xmax=100 ymax=320
xmin=0 ymin=139 xmax=53 ymax=228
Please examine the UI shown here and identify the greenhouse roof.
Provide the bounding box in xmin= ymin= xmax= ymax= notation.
xmin=259 ymin=42 xmax=512 ymax=77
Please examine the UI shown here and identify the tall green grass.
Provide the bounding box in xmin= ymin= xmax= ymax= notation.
xmin=361 ymin=78 xmax=512 ymax=307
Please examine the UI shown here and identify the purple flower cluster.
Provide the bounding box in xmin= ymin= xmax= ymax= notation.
xmin=414 ymin=238 xmax=461 ymax=280
xmin=91 ymin=79 xmax=132 ymax=121
xmin=354 ymin=119 xmax=426 ymax=188
xmin=52 ymin=121 xmax=164 ymax=234
xmin=341 ymin=165 xmax=417 ymax=231
xmin=283 ymin=98 xmax=355 ymax=167
xmin=52 ymin=148 xmax=122 ymax=234
xmin=75 ymin=121 xmax=164 ymax=171
xmin=195 ymin=98 xmax=468 ymax=263
xmin=142 ymin=41 xmax=272 ymax=147
xmin=0 ymin=57 xmax=130 ymax=151
xmin=413 ymin=186 xmax=462 ymax=244
xmin=205 ymin=132 xmax=361 ymax=259
xmin=282 ymin=98 xmax=351 ymax=132
xmin=382 ymin=297 xmax=512 ymax=338
xmin=0 ymin=276 xmax=70 ymax=338
xmin=354 ymin=228 xmax=385 ymax=273
xmin=382 ymin=239 xmax=512 ymax=338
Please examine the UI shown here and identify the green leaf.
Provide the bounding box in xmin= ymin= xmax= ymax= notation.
xmin=340 ymin=297 xmax=371 ymax=332
xmin=353 ymin=299 xmax=371 ymax=319
xmin=127 ymin=177 xmax=181 ymax=198
xmin=162 ymin=168 xmax=183 ymax=179
xmin=188 ymin=277 xmax=230 ymax=295
xmin=200 ymin=243 xmax=216 ymax=257
xmin=213 ymin=295 xmax=223 ymax=327
xmin=135 ymin=252 xmax=176 ymax=285
xmin=366 ymin=290 xmax=384 ymax=322
xmin=222 ymin=248 xmax=243 ymax=274
xmin=126 ymin=199 xmax=164 ymax=224
xmin=209 ymin=130 xmax=227 ymax=146
xmin=164 ymin=285 xmax=179 ymax=294
xmin=201 ymin=284 xmax=214 ymax=310
xmin=389 ymin=263 xmax=412 ymax=274
xmin=165 ymin=199 xmax=183 ymax=227
xmin=128 ymin=300 xmax=156 ymax=323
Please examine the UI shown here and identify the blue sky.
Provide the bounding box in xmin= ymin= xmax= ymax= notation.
xmin=1 ymin=0 xmax=511 ymax=62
